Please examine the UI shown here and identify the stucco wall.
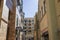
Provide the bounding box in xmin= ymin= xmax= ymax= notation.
xmin=39 ymin=0 xmax=48 ymax=34
xmin=40 ymin=14 xmax=48 ymax=33
xmin=55 ymin=0 xmax=60 ymax=30
xmin=0 ymin=21 xmax=8 ymax=40
xmin=55 ymin=0 xmax=60 ymax=39
xmin=0 ymin=0 xmax=9 ymax=40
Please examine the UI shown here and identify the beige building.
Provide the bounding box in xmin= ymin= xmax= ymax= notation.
xmin=0 ymin=0 xmax=16 ymax=40
xmin=0 ymin=0 xmax=9 ymax=40
xmin=24 ymin=18 xmax=34 ymax=40
xmin=34 ymin=0 xmax=60 ymax=40
xmin=34 ymin=12 xmax=40 ymax=40
xmin=16 ymin=0 xmax=25 ymax=40
xmin=38 ymin=0 xmax=49 ymax=40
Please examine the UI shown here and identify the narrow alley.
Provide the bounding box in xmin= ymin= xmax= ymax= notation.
xmin=0 ymin=0 xmax=60 ymax=40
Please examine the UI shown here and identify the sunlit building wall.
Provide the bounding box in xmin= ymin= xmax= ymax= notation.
xmin=38 ymin=0 xmax=49 ymax=40
xmin=34 ymin=13 xmax=38 ymax=40
xmin=0 ymin=0 xmax=9 ymax=40
xmin=34 ymin=12 xmax=41 ymax=40
xmin=0 ymin=0 xmax=16 ymax=40
xmin=24 ymin=18 xmax=34 ymax=40
xmin=36 ymin=0 xmax=60 ymax=40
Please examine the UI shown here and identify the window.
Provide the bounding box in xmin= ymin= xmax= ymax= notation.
xmin=28 ymin=30 xmax=31 ymax=32
xmin=23 ymin=27 xmax=26 ymax=29
xmin=29 ymin=23 xmax=31 ymax=26
xmin=24 ymin=20 xmax=27 ymax=23
xmin=29 ymin=20 xmax=31 ymax=23
xmin=29 ymin=27 xmax=31 ymax=29
xmin=32 ymin=20 xmax=34 ymax=23
xmin=17 ymin=0 xmax=20 ymax=5
xmin=25 ymin=24 xmax=27 ymax=26
xmin=24 ymin=31 xmax=26 ymax=35
xmin=20 ymin=0 xmax=23 ymax=5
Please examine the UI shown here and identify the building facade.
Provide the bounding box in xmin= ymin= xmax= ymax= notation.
xmin=16 ymin=0 xmax=24 ymax=28
xmin=0 ymin=0 xmax=16 ymax=40
xmin=0 ymin=0 xmax=9 ymax=40
xmin=16 ymin=0 xmax=25 ymax=40
xmin=24 ymin=18 xmax=34 ymax=40
xmin=0 ymin=0 xmax=25 ymax=40
xmin=34 ymin=0 xmax=60 ymax=40
xmin=38 ymin=0 xmax=49 ymax=40
xmin=34 ymin=12 xmax=41 ymax=40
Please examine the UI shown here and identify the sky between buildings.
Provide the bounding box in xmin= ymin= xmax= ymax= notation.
xmin=23 ymin=0 xmax=38 ymax=18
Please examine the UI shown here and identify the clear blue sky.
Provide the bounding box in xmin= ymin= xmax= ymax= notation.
xmin=23 ymin=0 xmax=38 ymax=17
